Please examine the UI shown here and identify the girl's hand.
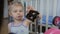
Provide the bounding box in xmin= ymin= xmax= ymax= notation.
xmin=26 ymin=6 xmax=35 ymax=13
xmin=27 ymin=6 xmax=41 ymax=19
xmin=25 ymin=6 xmax=41 ymax=26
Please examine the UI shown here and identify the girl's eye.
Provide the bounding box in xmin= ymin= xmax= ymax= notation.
xmin=19 ymin=11 xmax=22 ymax=12
xmin=19 ymin=10 xmax=23 ymax=12
xmin=13 ymin=11 xmax=17 ymax=13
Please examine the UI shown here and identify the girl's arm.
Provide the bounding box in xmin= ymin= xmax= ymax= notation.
xmin=8 ymin=23 xmax=11 ymax=33
xmin=24 ymin=6 xmax=41 ymax=26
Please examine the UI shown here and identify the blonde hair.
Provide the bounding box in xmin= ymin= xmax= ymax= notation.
xmin=8 ymin=2 xmax=23 ymax=12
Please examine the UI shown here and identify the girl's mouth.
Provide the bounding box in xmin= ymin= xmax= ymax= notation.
xmin=17 ymin=16 xmax=23 ymax=18
xmin=18 ymin=16 xmax=21 ymax=17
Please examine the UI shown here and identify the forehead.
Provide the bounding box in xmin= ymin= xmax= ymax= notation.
xmin=55 ymin=17 xmax=60 ymax=21
xmin=13 ymin=6 xmax=23 ymax=10
xmin=11 ymin=5 xmax=24 ymax=12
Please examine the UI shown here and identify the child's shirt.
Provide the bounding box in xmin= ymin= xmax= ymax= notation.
xmin=8 ymin=18 xmax=29 ymax=34
xmin=44 ymin=28 xmax=60 ymax=34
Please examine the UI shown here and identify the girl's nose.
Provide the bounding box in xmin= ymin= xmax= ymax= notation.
xmin=17 ymin=11 xmax=20 ymax=15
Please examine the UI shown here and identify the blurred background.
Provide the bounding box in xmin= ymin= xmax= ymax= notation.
xmin=0 ymin=0 xmax=60 ymax=34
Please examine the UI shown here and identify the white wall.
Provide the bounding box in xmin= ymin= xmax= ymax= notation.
xmin=3 ymin=0 xmax=8 ymax=18
xmin=57 ymin=0 xmax=60 ymax=16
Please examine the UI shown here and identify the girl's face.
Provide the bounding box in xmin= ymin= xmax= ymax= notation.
xmin=55 ymin=17 xmax=60 ymax=25
xmin=10 ymin=6 xmax=24 ymax=20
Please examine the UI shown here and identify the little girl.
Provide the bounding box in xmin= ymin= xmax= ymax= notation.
xmin=44 ymin=16 xmax=60 ymax=34
xmin=8 ymin=2 xmax=41 ymax=34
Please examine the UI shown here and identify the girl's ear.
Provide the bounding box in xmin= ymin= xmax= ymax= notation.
xmin=9 ymin=12 xmax=12 ymax=16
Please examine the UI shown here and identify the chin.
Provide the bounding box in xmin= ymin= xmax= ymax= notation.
xmin=16 ymin=18 xmax=23 ymax=20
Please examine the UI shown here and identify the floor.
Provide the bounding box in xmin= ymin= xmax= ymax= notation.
xmin=0 ymin=18 xmax=8 ymax=34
